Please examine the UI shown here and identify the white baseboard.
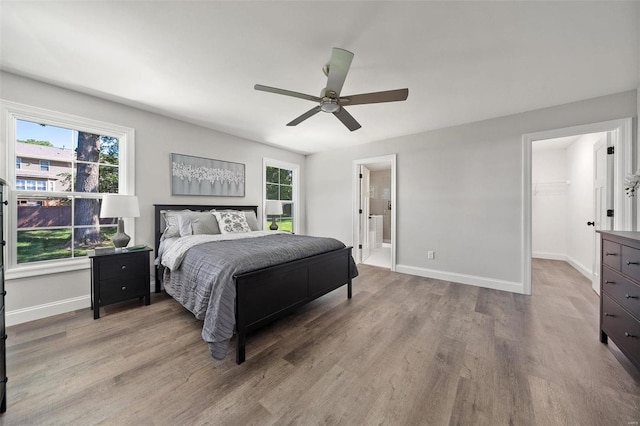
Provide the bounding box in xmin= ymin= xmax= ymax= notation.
xmin=532 ymin=252 xmax=592 ymax=280
xmin=6 ymin=280 xmax=157 ymax=327
xmin=565 ymin=256 xmax=592 ymax=281
xmin=395 ymin=264 xmax=524 ymax=294
xmin=532 ymin=251 xmax=567 ymax=261
xmin=6 ymin=295 xmax=91 ymax=327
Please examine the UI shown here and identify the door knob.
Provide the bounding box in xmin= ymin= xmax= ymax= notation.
xmin=587 ymin=221 xmax=595 ymax=226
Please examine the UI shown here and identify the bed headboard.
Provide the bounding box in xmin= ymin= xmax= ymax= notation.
xmin=153 ymin=204 xmax=259 ymax=291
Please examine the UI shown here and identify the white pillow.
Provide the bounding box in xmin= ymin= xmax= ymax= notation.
xmin=212 ymin=211 xmax=251 ymax=234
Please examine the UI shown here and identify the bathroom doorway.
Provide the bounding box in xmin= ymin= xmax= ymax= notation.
xmin=352 ymin=154 xmax=396 ymax=271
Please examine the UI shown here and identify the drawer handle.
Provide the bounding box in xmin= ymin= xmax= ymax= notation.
xmin=624 ymin=332 xmax=636 ymax=338
xmin=605 ymin=252 xmax=617 ymax=256
xmin=605 ymin=280 xmax=615 ymax=285
xmin=626 ymin=261 xmax=639 ymax=265
xmin=604 ymin=312 xmax=614 ymax=317
xmin=121 ymin=286 xmax=127 ymax=291
xmin=625 ymin=294 xmax=637 ymax=299
xmin=121 ymin=265 xmax=127 ymax=270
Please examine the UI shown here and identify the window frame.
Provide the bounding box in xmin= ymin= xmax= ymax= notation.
xmin=39 ymin=160 xmax=50 ymax=171
xmin=1 ymin=100 xmax=136 ymax=279
xmin=262 ymin=158 xmax=299 ymax=234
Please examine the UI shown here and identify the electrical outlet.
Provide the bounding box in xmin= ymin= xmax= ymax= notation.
xmin=427 ymin=250 xmax=435 ymax=260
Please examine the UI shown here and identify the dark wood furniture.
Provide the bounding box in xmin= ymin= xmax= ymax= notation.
xmin=599 ymin=231 xmax=640 ymax=370
xmin=154 ymin=204 xmax=354 ymax=364
xmin=90 ymin=248 xmax=152 ymax=319
xmin=0 ymin=178 xmax=7 ymax=412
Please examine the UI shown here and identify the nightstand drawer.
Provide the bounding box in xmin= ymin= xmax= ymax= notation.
xmin=622 ymin=245 xmax=640 ymax=281
xmin=99 ymin=254 xmax=145 ymax=280
xmin=603 ymin=240 xmax=621 ymax=271
xmin=602 ymin=267 xmax=640 ymax=319
xmin=100 ymin=277 xmax=146 ymax=305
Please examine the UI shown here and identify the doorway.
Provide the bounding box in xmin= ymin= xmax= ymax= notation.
xmin=532 ymin=132 xmax=609 ymax=295
xmin=523 ymin=118 xmax=634 ymax=295
xmin=353 ymin=154 xmax=397 ymax=271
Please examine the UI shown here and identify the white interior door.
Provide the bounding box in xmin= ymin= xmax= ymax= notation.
xmin=360 ymin=165 xmax=371 ymax=261
xmin=592 ymin=135 xmax=612 ymax=295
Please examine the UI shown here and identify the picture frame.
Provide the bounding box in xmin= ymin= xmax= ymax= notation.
xmin=171 ymin=153 xmax=245 ymax=197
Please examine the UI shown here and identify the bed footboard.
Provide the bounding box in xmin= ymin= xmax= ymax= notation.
xmin=234 ymin=246 xmax=353 ymax=364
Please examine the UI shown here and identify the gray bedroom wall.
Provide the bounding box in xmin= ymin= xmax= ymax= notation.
xmin=0 ymin=71 xmax=306 ymax=324
xmin=305 ymin=90 xmax=638 ymax=294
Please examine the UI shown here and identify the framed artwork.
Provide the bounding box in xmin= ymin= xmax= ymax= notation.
xmin=171 ymin=153 xmax=245 ymax=197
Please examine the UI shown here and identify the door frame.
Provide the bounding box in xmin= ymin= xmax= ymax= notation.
xmin=522 ymin=117 xmax=634 ymax=295
xmin=352 ymin=154 xmax=397 ymax=271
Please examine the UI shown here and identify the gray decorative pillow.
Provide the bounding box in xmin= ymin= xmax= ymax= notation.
xmin=177 ymin=211 xmax=221 ymax=236
xmin=242 ymin=210 xmax=260 ymax=231
xmin=212 ymin=211 xmax=251 ymax=234
xmin=160 ymin=210 xmax=190 ymax=240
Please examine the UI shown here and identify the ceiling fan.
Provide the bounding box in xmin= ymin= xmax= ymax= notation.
xmin=254 ymin=47 xmax=409 ymax=131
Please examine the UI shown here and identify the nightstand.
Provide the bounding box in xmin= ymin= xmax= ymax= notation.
xmin=89 ymin=248 xmax=153 ymax=319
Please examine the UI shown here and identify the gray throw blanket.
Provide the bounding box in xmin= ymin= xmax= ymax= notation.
xmin=162 ymin=233 xmax=357 ymax=359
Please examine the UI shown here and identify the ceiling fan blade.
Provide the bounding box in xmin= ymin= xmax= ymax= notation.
xmin=325 ymin=48 xmax=354 ymax=96
xmin=287 ymin=106 xmax=322 ymax=126
xmin=254 ymin=84 xmax=321 ymax=103
xmin=340 ymin=88 xmax=409 ymax=106
xmin=333 ymin=108 xmax=361 ymax=132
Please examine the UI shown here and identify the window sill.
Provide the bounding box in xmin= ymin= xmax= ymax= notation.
xmin=6 ymin=258 xmax=91 ymax=280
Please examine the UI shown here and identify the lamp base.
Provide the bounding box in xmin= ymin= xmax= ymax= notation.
xmin=111 ymin=219 xmax=131 ymax=248
xmin=269 ymin=217 xmax=279 ymax=231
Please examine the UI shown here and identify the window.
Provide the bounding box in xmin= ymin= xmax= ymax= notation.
xmin=2 ymin=101 xmax=135 ymax=276
xmin=263 ymin=159 xmax=299 ymax=233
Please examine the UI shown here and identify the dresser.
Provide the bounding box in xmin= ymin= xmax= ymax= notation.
xmin=0 ymin=178 xmax=7 ymax=412
xmin=599 ymin=231 xmax=640 ymax=370
xmin=89 ymin=248 xmax=152 ymax=319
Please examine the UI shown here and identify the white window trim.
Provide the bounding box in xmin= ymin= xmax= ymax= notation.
xmin=263 ymin=158 xmax=299 ymax=234
xmin=1 ymin=100 xmax=136 ymax=279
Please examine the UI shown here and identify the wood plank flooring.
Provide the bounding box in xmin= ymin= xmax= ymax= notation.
xmin=2 ymin=259 xmax=640 ymax=425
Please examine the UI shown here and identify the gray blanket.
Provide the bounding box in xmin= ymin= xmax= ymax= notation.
xmin=163 ymin=233 xmax=356 ymax=359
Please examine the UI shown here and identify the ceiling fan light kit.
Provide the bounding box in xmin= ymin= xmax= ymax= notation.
xmin=255 ymin=47 xmax=408 ymax=131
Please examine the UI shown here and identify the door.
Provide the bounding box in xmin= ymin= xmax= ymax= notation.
xmin=359 ymin=166 xmax=371 ymax=262
xmin=592 ymin=135 xmax=613 ymax=295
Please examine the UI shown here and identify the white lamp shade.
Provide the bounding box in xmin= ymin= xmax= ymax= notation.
xmin=265 ymin=200 xmax=283 ymax=216
xmin=100 ymin=194 xmax=140 ymax=218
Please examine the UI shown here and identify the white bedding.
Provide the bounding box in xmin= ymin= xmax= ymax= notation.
xmin=160 ymin=231 xmax=285 ymax=270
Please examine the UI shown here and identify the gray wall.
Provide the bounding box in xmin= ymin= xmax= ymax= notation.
xmin=306 ymin=90 xmax=638 ymax=293
xmin=1 ymin=71 xmax=306 ymax=324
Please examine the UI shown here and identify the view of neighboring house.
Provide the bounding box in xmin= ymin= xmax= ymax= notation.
xmin=15 ymin=142 xmax=73 ymax=206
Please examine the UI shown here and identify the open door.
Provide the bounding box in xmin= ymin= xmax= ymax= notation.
xmin=592 ymin=134 xmax=613 ymax=295
xmin=360 ymin=165 xmax=371 ymax=262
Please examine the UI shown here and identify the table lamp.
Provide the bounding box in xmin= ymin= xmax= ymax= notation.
xmin=99 ymin=194 xmax=140 ymax=248
xmin=265 ymin=200 xmax=283 ymax=230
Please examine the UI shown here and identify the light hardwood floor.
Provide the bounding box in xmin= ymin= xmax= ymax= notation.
xmin=2 ymin=259 xmax=640 ymax=425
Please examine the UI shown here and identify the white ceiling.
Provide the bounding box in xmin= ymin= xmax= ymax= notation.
xmin=1 ymin=1 xmax=638 ymax=155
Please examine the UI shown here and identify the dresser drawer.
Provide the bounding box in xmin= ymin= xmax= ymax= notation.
xmin=621 ymin=245 xmax=640 ymax=280
xmin=98 ymin=254 xmax=145 ymax=280
xmin=602 ymin=295 xmax=640 ymax=364
xmin=602 ymin=267 xmax=640 ymax=319
xmin=100 ymin=277 xmax=146 ymax=305
xmin=602 ymin=239 xmax=622 ymax=271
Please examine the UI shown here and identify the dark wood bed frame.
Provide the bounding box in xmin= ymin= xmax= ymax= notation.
xmin=153 ymin=204 xmax=353 ymax=364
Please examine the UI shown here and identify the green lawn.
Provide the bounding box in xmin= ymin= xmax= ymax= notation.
xmin=17 ymin=228 xmax=116 ymax=264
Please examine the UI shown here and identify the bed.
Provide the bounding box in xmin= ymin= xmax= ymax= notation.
xmin=154 ymin=204 xmax=356 ymax=364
